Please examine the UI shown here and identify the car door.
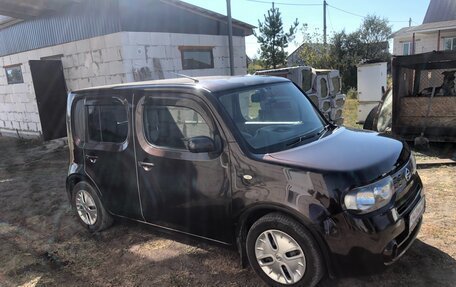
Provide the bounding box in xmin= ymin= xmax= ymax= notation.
xmin=134 ymin=90 xmax=232 ymax=243
xmin=83 ymin=92 xmax=142 ymax=219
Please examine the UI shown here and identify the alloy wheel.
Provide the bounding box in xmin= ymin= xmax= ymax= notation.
xmin=75 ymin=190 xmax=98 ymax=225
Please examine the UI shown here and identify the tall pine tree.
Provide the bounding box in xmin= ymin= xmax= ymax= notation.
xmin=255 ymin=3 xmax=298 ymax=68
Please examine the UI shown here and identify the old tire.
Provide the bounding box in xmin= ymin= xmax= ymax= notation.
xmin=363 ymin=106 xmax=378 ymax=131
xmin=246 ymin=213 xmax=324 ymax=287
xmin=71 ymin=182 xmax=113 ymax=232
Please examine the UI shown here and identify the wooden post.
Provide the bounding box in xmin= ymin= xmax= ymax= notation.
xmin=412 ymin=33 xmax=415 ymax=54
xmin=437 ymin=30 xmax=441 ymax=51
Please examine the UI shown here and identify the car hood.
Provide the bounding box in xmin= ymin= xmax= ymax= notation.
xmin=264 ymin=127 xmax=410 ymax=187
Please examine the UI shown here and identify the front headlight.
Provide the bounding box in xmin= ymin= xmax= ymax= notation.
xmin=344 ymin=176 xmax=395 ymax=214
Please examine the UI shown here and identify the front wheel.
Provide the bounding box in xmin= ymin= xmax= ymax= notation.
xmin=246 ymin=213 xmax=324 ymax=287
xmin=71 ymin=181 xmax=113 ymax=232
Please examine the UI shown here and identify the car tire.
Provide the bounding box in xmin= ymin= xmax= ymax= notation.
xmin=246 ymin=213 xmax=324 ymax=287
xmin=363 ymin=106 xmax=378 ymax=131
xmin=71 ymin=181 xmax=113 ymax=232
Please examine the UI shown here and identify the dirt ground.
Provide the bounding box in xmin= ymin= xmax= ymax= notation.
xmin=0 ymin=137 xmax=455 ymax=287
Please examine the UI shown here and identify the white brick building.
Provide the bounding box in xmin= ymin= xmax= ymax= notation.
xmin=0 ymin=0 xmax=253 ymax=139
xmin=392 ymin=0 xmax=456 ymax=56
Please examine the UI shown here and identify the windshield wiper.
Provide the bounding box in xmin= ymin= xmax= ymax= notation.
xmin=286 ymin=127 xmax=327 ymax=148
xmin=318 ymin=124 xmax=332 ymax=139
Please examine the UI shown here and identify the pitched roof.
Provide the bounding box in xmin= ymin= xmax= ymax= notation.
xmin=391 ymin=19 xmax=456 ymax=38
xmin=423 ymin=0 xmax=456 ymax=24
xmin=164 ymin=0 xmax=255 ymax=33
xmin=0 ymin=0 xmax=255 ymax=34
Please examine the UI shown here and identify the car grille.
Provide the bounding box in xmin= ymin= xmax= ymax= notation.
xmin=392 ymin=158 xmax=420 ymax=216
xmin=392 ymin=159 xmax=414 ymax=193
xmin=396 ymin=182 xmax=420 ymax=216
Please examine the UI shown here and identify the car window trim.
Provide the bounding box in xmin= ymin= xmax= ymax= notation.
xmin=136 ymin=92 xmax=222 ymax=161
xmin=82 ymin=94 xmax=131 ymax=152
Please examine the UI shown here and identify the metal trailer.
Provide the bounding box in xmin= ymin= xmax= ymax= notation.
xmin=255 ymin=66 xmax=346 ymax=124
xmin=389 ymin=51 xmax=456 ymax=142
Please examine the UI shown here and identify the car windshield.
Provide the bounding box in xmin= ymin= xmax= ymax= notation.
xmin=218 ymin=82 xmax=326 ymax=153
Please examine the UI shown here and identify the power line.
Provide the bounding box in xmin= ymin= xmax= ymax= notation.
xmin=327 ymin=3 xmax=365 ymax=18
xmin=327 ymin=3 xmax=411 ymax=23
xmin=246 ymin=0 xmax=322 ymax=7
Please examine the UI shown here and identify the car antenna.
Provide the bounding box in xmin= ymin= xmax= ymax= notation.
xmin=170 ymin=72 xmax=199 ymax=83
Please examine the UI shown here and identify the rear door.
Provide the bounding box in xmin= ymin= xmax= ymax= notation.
xmin=134 ymin=91 xmax=232 ymax=243
xmin=82 ymin=92 xmax=142 ymax=219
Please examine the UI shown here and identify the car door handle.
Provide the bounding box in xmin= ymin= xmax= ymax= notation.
xmin=138 ymin=161 xmax=155 ymax=171
xmin=86 ymin=155 xmax=98 ymax=164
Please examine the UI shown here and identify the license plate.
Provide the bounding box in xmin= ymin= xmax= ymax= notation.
xmin=409 ymin=198 xmax=425 ymax=232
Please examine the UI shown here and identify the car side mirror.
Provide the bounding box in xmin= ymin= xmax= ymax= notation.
xmin=187 ymin=136 xmax=215 ymax=153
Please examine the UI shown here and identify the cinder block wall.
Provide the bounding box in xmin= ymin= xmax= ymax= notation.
xmin=121 ymin=32 xmax=247 ymax=81
xmin=0 ymin=31 xmax=247 ymax=138
xmin=0 ymin=56 xmax=40 ymax=138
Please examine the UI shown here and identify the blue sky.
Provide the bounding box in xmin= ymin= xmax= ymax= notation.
xmin=182 ymin=0 xmax=430 ymax=57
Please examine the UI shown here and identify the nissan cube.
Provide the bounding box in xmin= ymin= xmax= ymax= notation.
xmin=66 ymin=76 xmax=425 ymax=287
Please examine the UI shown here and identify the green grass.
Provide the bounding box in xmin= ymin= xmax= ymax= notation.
xmin=342 ymin=99 xmax=362 ymax=129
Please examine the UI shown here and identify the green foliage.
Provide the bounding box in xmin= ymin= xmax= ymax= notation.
xmin=295 ymin=15 xmax=392 ymax=91
xmin=335 ymin=15 xmax=392 ymax=90
xmin=297 ymin=25 xmax=333 ymax=68
xmin=346 ymin=88 xmax=358 ymax=99
xmin=247 ymin=57 xmax=265 ymax=74
xmin=255 ymin=5 xmax=299 ymax=69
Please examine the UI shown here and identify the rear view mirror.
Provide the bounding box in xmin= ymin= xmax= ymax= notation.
xmin=187 ymin=136 xmax=215 ymax=153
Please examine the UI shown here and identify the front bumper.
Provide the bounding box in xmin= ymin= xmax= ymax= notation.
xmin=325 ymin=175 xmax=425 ymax=275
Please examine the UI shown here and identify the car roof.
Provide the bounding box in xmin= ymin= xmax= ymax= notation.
xmin=73 ymin=75 xmax=290 ymax=94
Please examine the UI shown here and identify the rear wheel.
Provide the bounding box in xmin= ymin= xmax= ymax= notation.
xmin=71 ymin=182 xmax=113 ymax=232
xmin=363 ymin=106 xmax=378 ymax=131
xmin=246 ymin=213 xmax=324 ymax=287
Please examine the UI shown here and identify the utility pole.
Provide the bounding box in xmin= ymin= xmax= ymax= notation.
xmin=323 ymin=0 xmax=327 ymax=46
xmin=272 ymin=2 xmax=276 ymax=68
xmin=409 ymin=17 xmax=412 ymax=27
xmin=227 ymin=0 xmax=235 ymax=76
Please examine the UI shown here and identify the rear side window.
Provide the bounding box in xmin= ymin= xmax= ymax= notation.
xmin=143 ymin=105 xmax=212 ymax=150
xmin=87 ymin=104 xmax=128 ymax=143
xmin=72 ymin=99 xmax=85 ymax=145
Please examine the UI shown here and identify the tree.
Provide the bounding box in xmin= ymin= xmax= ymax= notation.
xmin=297 ymin=24 xmax=333 ymax=69
xmin=332 ymin=15 xmax=392 ymax=89
xmin=331 ymin=30 xmax=364 ymax=89
xmin=255 ymin=4 xmax=298 ymax=68
xmin=358 ymin=15 xmax=392 ymax=61
xmin=247 ymin=56 xmax=265 ymax=74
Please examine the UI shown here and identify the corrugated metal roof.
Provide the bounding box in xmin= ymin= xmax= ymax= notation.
xmin=0 ymin=0 xmax=82 ymax=19
xmin=0 ymin=15 xmax=22 ymax=29
xmin=0 ymin=0 xmax=254 ymax=57
xmin=423 ymin=0 xmax=456 ymax=24
xmin=0 ymin=0 xmax=120 ymax=57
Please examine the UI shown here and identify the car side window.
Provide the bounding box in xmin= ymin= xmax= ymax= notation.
xmin=72 ymin=99 xmax=85 ymax=146
xmin=86 ymin=103 xmax=128 ymax=143
xmin=143 ymin=105 xmax=212 ymax=150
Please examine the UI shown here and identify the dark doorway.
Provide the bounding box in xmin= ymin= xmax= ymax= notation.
xmin=29 ymin=60 xmax=68 ymax=141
